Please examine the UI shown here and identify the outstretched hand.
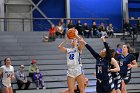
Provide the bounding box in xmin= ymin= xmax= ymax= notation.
xmin=101 ymin=36 xmax=106 ymax=42
xmin=79 ymin=37 xmax=87 ymax=45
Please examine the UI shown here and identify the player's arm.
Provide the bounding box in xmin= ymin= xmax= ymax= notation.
xmin=11 ymin=67 xmax=15 ymax=80
xmin=58 ymin=38 xmax=67 ymax=53
xmin=110 ymin=58 xmax=120 ymax=72
xmin=128 ymin=59 xmax=137 ymax=68
xmin=75 ymin=31 xmax=85 ymax=53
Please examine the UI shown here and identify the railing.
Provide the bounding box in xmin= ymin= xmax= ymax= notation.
xmin=0 ymin=17 xmax=110 ymax=32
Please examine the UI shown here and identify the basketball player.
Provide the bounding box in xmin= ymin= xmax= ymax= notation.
xmin=110 ymin=50 xmax=122 ymax=93
xmin=117 ymin=44 xmax=137 ymax=93
xmin=79 ymin=36 xmax=120 ymax=93
xmin=0 ymin=58 xmax=15 ymax=93
xmin=58 ymin=36 xmax=85 ymax=93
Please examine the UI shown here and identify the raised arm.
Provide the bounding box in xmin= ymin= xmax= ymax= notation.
xmin=75 ymin=33 xmax=85 ymax=53
xmin=80 ymin=38 xmax=101 ymax=60
xmin=101 ymin=36 xmax=111 ymax=59
xmin=58 ymin=38 xmax=67 ymax=53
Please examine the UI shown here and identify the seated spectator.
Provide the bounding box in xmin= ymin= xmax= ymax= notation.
xmin=67 ymin=20 xmax=75 ymax=29
xmin=56 ymin=22 xmax=65 ymax=38
xmin=75 ymin=20 xmax=83 ymax=36
xmin=48 ymin=24 xmax=56 ymax=41
xmin=15 ymin=65 xmax=30 ymax=90
xmin=115 ymin=44 xmax=122 ymax=55
xmin=90 ymin=21 xmax=98 ymax=38
xmin=97 ymin=22 xmax=107 ymax=38
xmin=106 ymin=23 xmax=114 ymax=37
xmin=83 ymin=22 xmax=90 ymax=38
xmin=29 ymin=59 xmax=38 ymax=81
xmin=100 ymin=23 xmax=108 ymax=37
xmin=59 ymin=77 xmax=88 ymax=93
xmin=43 ymin=24 xmax=56 ymax=42
xmin=33 ymin=68 xmax=45 ymax=89
xmin=123 ymin=20 xmax=132 ymax=36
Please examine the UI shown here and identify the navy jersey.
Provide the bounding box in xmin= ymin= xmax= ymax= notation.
xmin=96 ymin=58 xmax=111 ymax=80
xmin=118 ymin=54 xmax=135 ymax=84
xmin=85 ymin=42 xmax=111 ymax=80
xmin=118 ymin=54 xmax=135 ymax=76
xmin=85 ymin=42 xmax=115 ymax=93
xmin=111 ymin=65 xmax=122 ymax=90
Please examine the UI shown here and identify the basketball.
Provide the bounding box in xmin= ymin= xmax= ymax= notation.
xmin=67 ymin=28 xmax=76 ymax=39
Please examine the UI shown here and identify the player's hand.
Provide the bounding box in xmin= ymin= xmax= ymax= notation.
xmin=101 ymin=36 xmax=106 ymax=42
xmin=11 ymin=75 xmax=15 ymax=80
xmin=128 ymin=64 xmax=133 ymax=68
xmin=79 ymin=38 xmax=87 ymax=45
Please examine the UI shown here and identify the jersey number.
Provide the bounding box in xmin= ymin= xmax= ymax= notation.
xmin=7 ymin=73 xmax=11 ymax=78
xmin=69 ymin=54 xmax=74 ymax=60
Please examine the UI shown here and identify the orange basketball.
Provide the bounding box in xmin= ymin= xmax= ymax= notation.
xmin=67 ymin=28 xmax=76 ymax=39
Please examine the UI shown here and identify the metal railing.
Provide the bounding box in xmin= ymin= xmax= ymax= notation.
xmin=0 ymin=17 xmax=110 ymax=32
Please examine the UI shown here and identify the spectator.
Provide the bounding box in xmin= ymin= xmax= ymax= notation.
xmin=15 ymin=65 xmax=30 ymax=90
xmin=67 ymin=20 xmax=75 ymax=29
xmin=123 ymin=20 xmax=132 ymax=36
xmin=75 ymin=20 xmax=83 ymax=36
xmin=99 ymin=23 xmax=108 ymax=37
xmin=90 ymin=21 xmax=98 ymax=38
xmin=48 ymin=24 xmax=56 ymax=41
xmin=56 ymin=22 xmax=65 ymax=38
xmin=60 ymin=19 xmax=66 ymax=34
xmin=43 ymin=24 xmax=56 ymax=42
xmin=33 ymin=68 xmax=45 ymax=89
xmin=115 ymin=44 xmax=122 ymax=55
xmin=29 ymin=59 xmax=38 ymax=81
xmin=83 ymin=22 xmax=90 ymax=38
xmin=106 ymin=23 xmax=114 ymax=37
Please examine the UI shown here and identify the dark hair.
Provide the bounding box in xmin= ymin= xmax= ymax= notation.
xmin=110 ymin=49 xmax=116 ymax=58
xmin=4 ymin=58 xmax=9 ymax=65
xmin=117 ymin=44 xmax=121 ymax=48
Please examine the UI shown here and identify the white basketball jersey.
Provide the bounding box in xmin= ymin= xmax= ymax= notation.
xmin=1 ymin=65 xmax=14 ymax=87
xmin=66 ymin=47 xmax=81 ymax=67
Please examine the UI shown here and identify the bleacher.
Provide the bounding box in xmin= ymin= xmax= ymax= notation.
xmin=0 ymin=32 xmax=139 ymax=93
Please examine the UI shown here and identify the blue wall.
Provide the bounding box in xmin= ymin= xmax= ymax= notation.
xmin=33 ymin=0 xmax=123 ymax=32
xmin=128 ymin=0 xmax=140 ymax=26
xmin=70 ymin=0 xmax=123 ymax=32
xmin=33 ymin=0 xmax=66 ymax=31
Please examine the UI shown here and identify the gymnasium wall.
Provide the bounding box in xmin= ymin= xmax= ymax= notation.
xmin=33 ymin=0 xmax=66 ymax=31
xmin=70 ymin=0 xmax=123 ymax=32
xmin=33 ymin=0 xmax=123 ymax=32
xmin=128 ymin=0 xmax=140 ymax=19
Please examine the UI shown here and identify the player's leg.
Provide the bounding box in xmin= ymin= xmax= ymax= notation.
xmin=8 ymin=87 xmax=13 ymax=93
xmin=67 ymin=76 xmax=75 ymax=93
xmin=76 ymin=74 xmax=85 ymax=93
xmin=121 ymin=80 xmax=127 ymax=93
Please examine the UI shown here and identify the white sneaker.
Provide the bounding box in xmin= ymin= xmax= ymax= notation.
xmin=43 ymin=87 xmax=46 ymax=89
xmin=36 ymin=87 xmax=39 ymax=90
